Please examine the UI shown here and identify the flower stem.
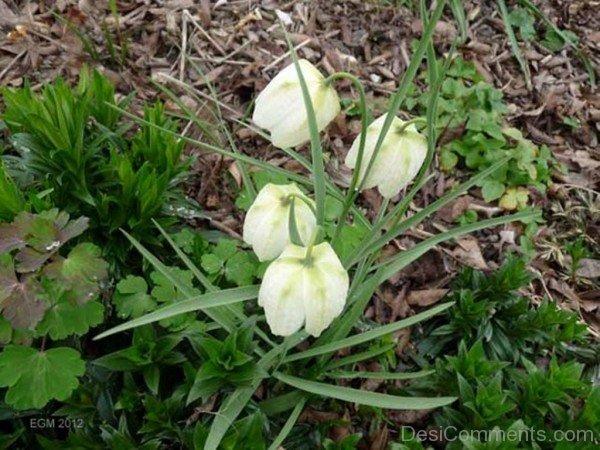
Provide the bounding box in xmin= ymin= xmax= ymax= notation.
xmin=397 ymin=117 xmax=426 ymax=133
xmin=288 ymin=193 xmax=317 ymax=216
xmin=303 ymin=226 xmax=321 ymax=265
xmin=324 ymin=72 xmax=368 ymax=245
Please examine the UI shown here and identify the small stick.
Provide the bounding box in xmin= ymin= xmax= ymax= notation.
xmin=183 ymin=9 xmax=226 ymax=56
xmin=180 ymin=10 xmax=188 ymax=81
xmin=262 ymin=38 xmax=312 ymax=72
xmin=0 ymin=49 xmax=26 ymax=82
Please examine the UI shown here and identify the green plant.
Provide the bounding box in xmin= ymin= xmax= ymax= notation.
xmin=87 ymin=3 xmax=543 ymax=448
xmin=565 ymin=237 xmax=590 ymax=281
xmin=399 ymin=260 xmax=598 ymax=449
xmin=0 ymin=209 xmax=108 ymax=409
xmin=418 ymin=257 xmax=588 ymax=361
xmin=0 ymin=162 xmax=25 ymax=222
xmin=406 ymin=57 xmax=555 ymax=209
xmin=1 ymin=70 xmax=190 ymax=268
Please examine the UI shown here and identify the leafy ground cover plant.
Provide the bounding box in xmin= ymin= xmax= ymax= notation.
xmin=0 ymin=209 xmax=108 ymax=410
xmin=0 ymin=69 xmax=191 ymax=268
xmin=397 ymin=257 xmax=599 ymax=449
xmin=405 ymin=57 xmax=556 ymax=210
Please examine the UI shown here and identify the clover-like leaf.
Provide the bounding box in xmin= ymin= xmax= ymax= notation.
xmin=0 ymin=345 xmax=85 ymax=410
xmin=113 ymin=276 xmax=156 ymax=319
xmin=499 ymin=187 xmax=529 ymax=210
xmin=149 ymin=268 xmax=199 ymax=330
xmin=150 ymin=268 xmax=197 ymax=303
xmin=201 ymin=254 xmax=222 ymax=275
xmin=481 ymin=180 xmax=506 ymax=202
xmin=225 ymin=253 xmax=257 ymax=286
xmin=212 ymin=239 xmax=237 ymax=261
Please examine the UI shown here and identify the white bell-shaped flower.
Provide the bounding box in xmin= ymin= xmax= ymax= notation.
xmin=258 ymin=242 xmax=349 ymax=337
xmin=252 ymin=59 xmax=341 ymax=149
xmin=243 ymin=183 xmax=316 ymax=261
xmin=345 ymin=114 xmax=428 ymax=198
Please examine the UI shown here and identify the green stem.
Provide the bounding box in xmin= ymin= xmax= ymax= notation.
xmin=303 ymin=227 xmax=321 ymax=264
xmin=324 ymin=72 xmax=369 ymax=245
xmin=288 ymin=193 xmax=316 ymax=216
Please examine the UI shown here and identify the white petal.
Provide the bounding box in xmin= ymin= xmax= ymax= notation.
xmin=345 ymin=114 xmax=402 ymax=190
xmin=243 ymin=183 xmax=316 ymax=261
xmin=303 ymin=243 xmax=349 ymax=337
xmin=376 ymin=129 xmax=427 ymax=198
xmin=245 ymin=205 xmax=289 ymax=261
xmin=259 ymin=253 xmax=305 ymax=336
xmin=253 ymin=60 xmax=339 ymax=149
xmin=314 ymin=83 xmax=341 ymax=134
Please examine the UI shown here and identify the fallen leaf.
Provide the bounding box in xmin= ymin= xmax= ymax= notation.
xmin=576 ymin=259 xmax=600 ymax=279
xmin=450 ymin=237 xmax=488 ymax=270
xmin=435 ymin=196 xmax=473 ymax=222
xmin=406 ymin=289 xmax=449 ymax=307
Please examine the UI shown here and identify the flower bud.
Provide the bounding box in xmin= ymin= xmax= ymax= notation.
xmin=258 ymin=242 xmax=349 ymax=337
xmin=345 ymin=114 xmax=427 ymax=198
xmin=243 ymin=183 xmax=316 ymax=261
xmin=252 ymin=59 xmax=341 ymax=149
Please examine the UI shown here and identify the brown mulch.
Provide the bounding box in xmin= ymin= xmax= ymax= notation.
xmin=1 ymin=0 xmax=599 ymax=444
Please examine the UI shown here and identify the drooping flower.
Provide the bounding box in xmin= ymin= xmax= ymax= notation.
xmin=258 ymin=242 xmax=349 ymax=337
xmin=345 ymin=114 xmax=428 ymax=198
xmin=252 ymin=59 xmax=340 ymax=149
xmin=243 ymin=183 xmax=316 ymax=261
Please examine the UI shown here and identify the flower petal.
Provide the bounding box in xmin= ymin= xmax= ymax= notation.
xmin=259 ymin=255 xmax=305 ymax=336
xmin=303 ymin=243 xmax=349 ymax=337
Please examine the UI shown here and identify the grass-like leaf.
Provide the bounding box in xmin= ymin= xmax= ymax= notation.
xmin=498 ymin=0 xmax=532 ymax=90
xmin=325 ymin=343 xmax=397 ymax=371
xmin=376 ymin=209 xmax=541 ymax=282
xmin=94 ymin=286 xmax=258 ymax=340
xmin=282 ymin=28 xmax=326 ymax=225
xmin=267 ymin=397 xmax=307 ymax=450
xmin=326 ymin=369 xmax=435 ymax=380
xmin=274 ymin=373 xmax=456 ymax=410
xmin=284 ymin=302 xmax=454 ymax=363
xmin=121 ymin=229 xmax=237 ymax=331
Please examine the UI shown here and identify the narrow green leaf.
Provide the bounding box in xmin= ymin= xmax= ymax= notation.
xmin=376 ymin=210 xmax=541 ymax=282
xmin=449 ymin=0 xmax=467 ymax=43
xmin=282 ymin=28 xmax=326 ymax=225
xmin=258 ymin=391 xmax=306 ymax=416
xmin=325 ymin=343 xmax=396 ymax=371
xmin=122 ymin=229 xmax=237 ymax=331
xmin=347 ymin=155 xmax=514 ymax=266
xmin=268 ymin=397 xmax=306 ymax=450
xmin=204 ymin=386 xmax=255 ymax=450
xmin=94 ymin=286 xmax=258 ymax=340
xmin=275 ymin=373 xmax=456 ymax=410
xmin=498 ymin=0 xmax=532 ymax=90
xmin=326 ymin=369 xmax=435 ymax=380
xmin=284 ymin=302 xmax=454 ymax=363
